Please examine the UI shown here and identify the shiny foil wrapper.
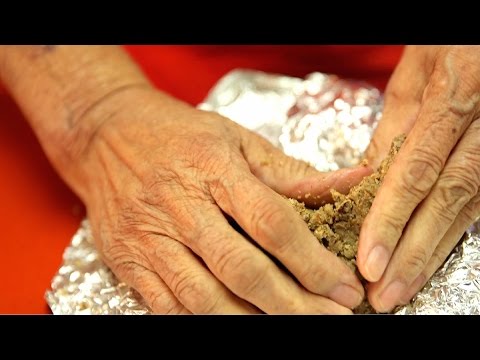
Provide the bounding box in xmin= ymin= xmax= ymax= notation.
xmin=46 ymin=69 xmax=480 ymax=314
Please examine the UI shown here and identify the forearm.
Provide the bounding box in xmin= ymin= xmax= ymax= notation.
xmin=0 ymin=45 xmax=153 ymax=199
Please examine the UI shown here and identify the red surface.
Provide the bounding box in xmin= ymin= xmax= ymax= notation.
xmin=0 ymin=45 xmax=404 ymax=314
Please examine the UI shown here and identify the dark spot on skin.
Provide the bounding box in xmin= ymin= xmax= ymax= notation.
xmin=452 ymin=128 xmax=457 ymax=134
xmin=29 ymin=45 xmax=57 ymax=60
xmin=65 ymin=108 xmax=75 ymax=129
xmin=42 ymin=45 xmax=57 ymax=52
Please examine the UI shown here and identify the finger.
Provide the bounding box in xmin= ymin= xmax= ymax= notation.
xmin=365 ymin=119 xmax=480 ymax=312
xmin=365 ymin=46 xmax=433 ymax=168
xmin=184 ymin=204 xmax=353 ymax=314
xmin=209 ymin=166 xmax=364 ymax=309
xmin=358 ymin=53 xmax=480 ymax=283
xmin=113 ymin=261 xmax=191 ymax=314
xmin=239 ymin=126 xmax=372 ymax=207
xmin=366 ymin=121 xmax=480 ymax=311
xmin=286 ymin=165 xmax=373 ymax=208
xmin=399 ymin=193 xmax=480 ymax=305
xmin=143 ymin=234 xmax=260 ymax=314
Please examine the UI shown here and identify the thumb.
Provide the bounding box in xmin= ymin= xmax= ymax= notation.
xmin=240 ymin=128 xmax=373 ymax=207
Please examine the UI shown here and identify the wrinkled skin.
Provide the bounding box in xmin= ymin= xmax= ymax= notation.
xmin=81 ymin=87 xmax=371 ymax=314
xmin=360 ymin=46 xmax=480 ymax=312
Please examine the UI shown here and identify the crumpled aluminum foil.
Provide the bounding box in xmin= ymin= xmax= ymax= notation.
xmin=199 ymin=71 xmax=382 ymax=172
xmin=46 ymin=69 xmax=480 ymax=314
xmin=45 ymin=220 xmax=150 ymax=315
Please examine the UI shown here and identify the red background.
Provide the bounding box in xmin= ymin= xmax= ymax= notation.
xmin=0 ymin=45 xmax=403 ymax=314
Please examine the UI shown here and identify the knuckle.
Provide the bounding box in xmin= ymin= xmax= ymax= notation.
xmin=189 ymin=132 xmax=232 ymax=172
xmin=111 ymin=260 xmax=142 ymax=285
xmin=194 ymin=217 xmax=223 ymax=247
xmin=207 ymin=176 xmax=228 ymax=204
xmin=151 ymin=293 xmax=183 ymax=315
xmin=377 ymin=211 xmax=405 ymax=242
xmin=163 ymin=304 xmax=186 ymax=315
xmin=430 ymin=248 xmax=451 ymax=270
xmin=462 ymin=195 xmax=480 ymax=224
xmin=215 ymin=245 xmax=269 ymax=297
xmin=116 ymin=262 xmax=184 ymax=314
xmin=249 ymin=197 xmax=292 ymax=250
xmin=114 ymin=197 xmax=180 ymax=245
xmin=446 ymin=48 xmax=480 ymax=91
xmin=429 ymin=71 xmax=451 ymax=95
xmin=103 ymin=240 xmax=146 ymax=272
xmin=215 ymin=245 xmax=250 ymax=278
xmin=170 ymin=270 xmax=215 ymax=313
xmin=116 ymin=210 xmax=148 ymax=241
xmin=429 ymin=75 xmax=478 ymax=117
xmin=403 ymin=246 xmax=429 ymax=276
xmin=103 ymin=223 xmax=159 ymax=269
xmin=447 ymin=148 xmax=480 ymax=189
xmin=300 ymin=261 xmax=328 ymax=290
xmin=429 ymin=194 xmax=460 ymax=224
xmin=447 ymin=161 xmax=480 ymax=192
xmin=194 ymin=294 xmax=222 ymax=314
xmin=399 ymin=147 xmax=442 ymax=199
xmin=434 ymin=172 xmax=477 ymax=211
xmin=140 ymin=169 xmax=183 ymax=205
xmin=208 ymin=167 xmax=246 ymax=206
xmin=240 ymin=265 xmax=269 ymax=299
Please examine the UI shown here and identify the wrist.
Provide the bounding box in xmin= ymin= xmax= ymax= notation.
xmin=0 ymin=46 xmax=155 ymax=200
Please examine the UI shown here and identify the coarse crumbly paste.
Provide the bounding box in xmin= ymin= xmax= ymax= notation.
xmin=288 ymin=134 xmax=406 ymax=314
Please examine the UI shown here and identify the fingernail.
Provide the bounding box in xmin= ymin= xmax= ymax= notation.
xmin=329 ymin=284 xmax=364 ymax=309
xmin=364 ymin=245 xmax=390 ymax=282
xmin=400 ymin=275 xmax=426 ymax=304
xmin=377 ymin=280 xmax=407 ymax=312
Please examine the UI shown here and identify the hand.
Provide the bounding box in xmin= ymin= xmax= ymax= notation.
xmin=79 ymin=87 xmax=371 ymax=314
xmin=359 ymin=46 xmax=480 ymax=312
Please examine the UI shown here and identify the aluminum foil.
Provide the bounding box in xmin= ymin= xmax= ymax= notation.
xmin=199 ymin=71 xmax=382 ymax=172
xmin=46 ymin=220 xmax=150 ymax=315
xmin=46 ymin=69 xmax=480 ymax=314
xmin=395 ymin=224 xmax=480 ymax=315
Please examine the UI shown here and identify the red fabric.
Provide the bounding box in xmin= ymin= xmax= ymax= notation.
xmin=0 ymin=45 xmax=404 ymax=314
xmin=123 ymin=45 xmax=403 ymax=105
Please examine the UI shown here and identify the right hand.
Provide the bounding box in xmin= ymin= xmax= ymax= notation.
xmin=76 ymin=86 xmax=371 ymax=314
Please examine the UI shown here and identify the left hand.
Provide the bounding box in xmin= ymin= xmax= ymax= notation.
xmin=358 ymin=45 xmax=480 ymax=312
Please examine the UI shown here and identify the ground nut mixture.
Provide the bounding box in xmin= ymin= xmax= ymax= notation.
xmin=289 ymin=135 xmax=406 ymax=313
